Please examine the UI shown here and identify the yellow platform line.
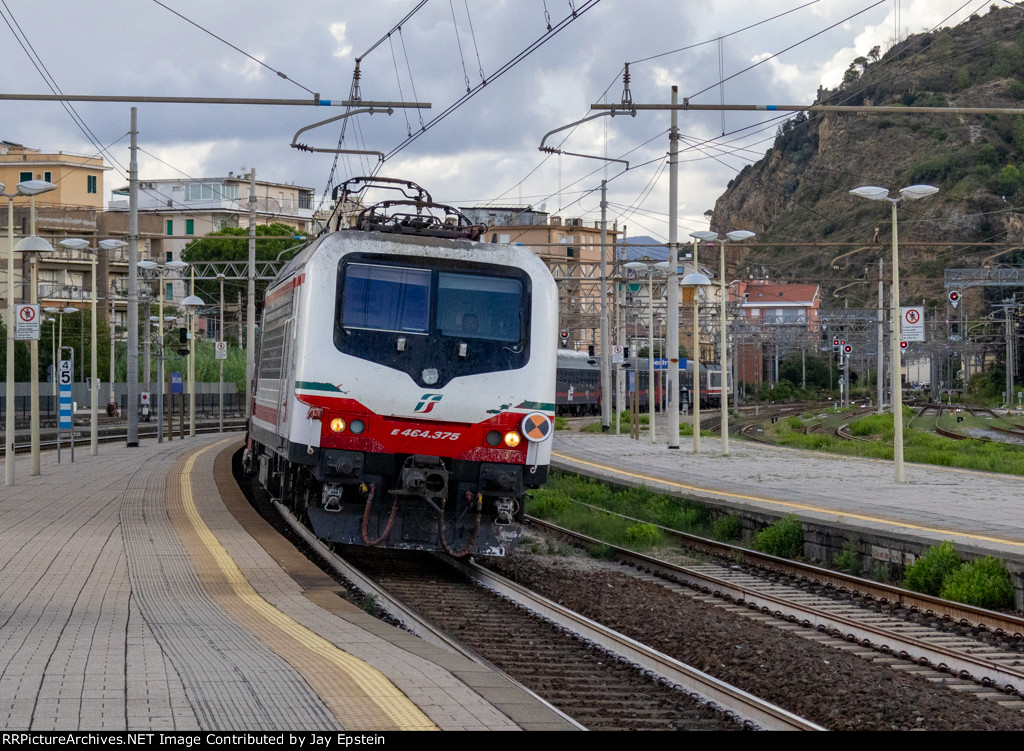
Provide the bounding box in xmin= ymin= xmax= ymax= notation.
xmin=552 ymin=450 xmax=1024 ymax=549
xmin=181 ymin=440 xmax=437 ymax=731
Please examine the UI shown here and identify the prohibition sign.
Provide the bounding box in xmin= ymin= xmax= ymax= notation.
xmin=18 ymin=305 xmax=36 ymax=323
xmin=904 ymin=308 xmax=920 ymax=325
xmin=522 ymin=412 xmax=552 ymax=442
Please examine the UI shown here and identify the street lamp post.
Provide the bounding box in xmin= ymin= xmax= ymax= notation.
xmin=3 ymin=179 xmax=56 ymax=485
xmin=16 ymin=235 xmax=53 ymax=476
xmin=181 ymin=280 xmax=204 ymax=438
xmin=690 ymin=230 xmax=756 ymax=456
xmin=850 ymin=184 xmax=939 ymax=483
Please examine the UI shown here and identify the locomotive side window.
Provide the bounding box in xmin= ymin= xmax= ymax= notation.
xmin=437 ymin=273 xmax=521 ymax=342
xmin=341 ymin=263 xmax=430 ymax=334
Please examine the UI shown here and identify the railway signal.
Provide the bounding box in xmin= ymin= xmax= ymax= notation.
xmin=900 ymin=341 xmax=908 ymax=351
xmin=948 ymin=290 xmax=961 ymax=308
xmin=559 ymin=328 xmax=569 ymax=346
xmin=844 ymin=344 xmax=852 ymax=354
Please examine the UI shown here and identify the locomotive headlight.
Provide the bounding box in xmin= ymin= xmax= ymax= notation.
xmin=349 ymin=419 xmax=366 ymax=435
xmin=485 ymin=430 xmax=502 ymax=447
xmin=503 ymin=431 xmax=521 ymax=448
xmin=422 ymin=368 xmax=439 ymax=385
xmin=330 ymin=418 xmax=347 ymax=433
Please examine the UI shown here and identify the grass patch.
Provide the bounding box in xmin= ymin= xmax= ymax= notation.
xmin=526 ymin=471 xmax=715 ymax=549
xmin=753 ymin=405 xmax=1024 ymax=475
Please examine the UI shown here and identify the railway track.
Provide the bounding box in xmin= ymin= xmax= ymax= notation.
xmin=272 ymin=502 xmax=820 ymax=731
xmin=527 ymin=515 xmax=1024 ymax=711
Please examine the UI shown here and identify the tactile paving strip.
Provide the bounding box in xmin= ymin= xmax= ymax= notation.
xmin=121 ymin=441 xmax=342 ymax=730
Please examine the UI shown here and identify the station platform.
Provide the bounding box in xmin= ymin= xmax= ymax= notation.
xmin=0 ymin=434 xmax=574 ymax=732
xmin=552 ymin=427 xmax=1024 ymax=565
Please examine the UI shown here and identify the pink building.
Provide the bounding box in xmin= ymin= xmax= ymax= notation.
xmin=731 ymin=281 xmax=821 ymax=387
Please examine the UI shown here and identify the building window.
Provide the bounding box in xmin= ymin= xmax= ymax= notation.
xmin=185 ymin=219 xmax=194 ymax=235
xmin=166 ymin=283 xmax=173 ymax=301
xmin=44 ymin=171 xmax=52 ymax=183
xmin=19 ymin=171 xmax=32 ymax=182
xmin=166 ymin=220 xmax=173 ymax=235
xmin=166 ymin=252 xmax=173 ymax=263
xmin=87 ymin=175 xmax=97 ymax=194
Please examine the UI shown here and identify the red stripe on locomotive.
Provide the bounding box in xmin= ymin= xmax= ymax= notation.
xmin=297 ymin=393 xmax=535 ymax=464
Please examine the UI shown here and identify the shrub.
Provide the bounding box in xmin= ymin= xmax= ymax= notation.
xmin=940 ymin=557 xmax=1015 ymax=609
xmin=712 ymin=514 xmax=743 ymax=542
xmin=752 ymin=515 xmax=803 ymax=558
xmin=833 ymin=538 xmax=862 ymax=576
xmin=903 ymin=541 xmax=961 ymax=595
xmin=624 ymin=522 xmax=661 ymax=548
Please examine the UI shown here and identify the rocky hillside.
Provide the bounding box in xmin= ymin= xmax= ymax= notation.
xmin=709 ymin=3 xmax=1024 ymax=313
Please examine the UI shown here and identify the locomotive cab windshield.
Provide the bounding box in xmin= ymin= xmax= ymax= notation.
xmin=335 ymin=255 xmax=531 ymax=388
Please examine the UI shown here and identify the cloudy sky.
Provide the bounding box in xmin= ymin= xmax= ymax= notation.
xmin=0 ymin=0 xmax=1006 ymax=240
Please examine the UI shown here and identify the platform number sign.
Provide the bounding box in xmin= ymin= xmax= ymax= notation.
xmin=59 ymin=358 xmax=73 ymax=430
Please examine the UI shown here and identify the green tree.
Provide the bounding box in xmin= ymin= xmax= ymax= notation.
xmin=0 ymin=318 xmax=30 ymax=381
xmin=181 ymin=222 xmax=308 ymax=302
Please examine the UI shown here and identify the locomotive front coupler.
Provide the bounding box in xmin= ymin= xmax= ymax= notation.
xmin=394 ymin=455 xmax=449 ymax=505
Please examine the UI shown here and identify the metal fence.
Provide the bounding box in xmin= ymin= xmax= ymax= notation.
xmin=1 ymin=383 xmax=244 ymax=425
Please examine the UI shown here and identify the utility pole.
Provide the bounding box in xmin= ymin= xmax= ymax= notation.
xmin=877 ymin=257 xmax=884 ymax=414
xmin=667 ymin=85 xmax=681 ymax=449
xmin=246 ymin=169 xmax=256 ymax=421
xmin=599 ymin=180 xmax=610 ymax=431
xmin=126 ymin=107 xmax=140 ymax=447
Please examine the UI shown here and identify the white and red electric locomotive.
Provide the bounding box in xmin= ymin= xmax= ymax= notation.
xmin=245 ymin=178 xmax=557 ymax=557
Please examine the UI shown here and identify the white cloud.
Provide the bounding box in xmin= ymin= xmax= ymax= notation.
xmin=329 ymin=22 xmax=353 ymax=60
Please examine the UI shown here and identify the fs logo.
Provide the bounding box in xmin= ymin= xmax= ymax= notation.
xmin=414 ymin=394 xmax=443 ymax=413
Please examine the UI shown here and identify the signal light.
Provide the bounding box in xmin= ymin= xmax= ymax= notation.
xmin=900 ymin=341 xmax=908 ymax=351
xmin=559 ymin=329 xmax=569 ymax=345
xmin=844 ymin=344 xmax=852 ymax=354
xmin=179 ymin=327 xmax=188 ymax=344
